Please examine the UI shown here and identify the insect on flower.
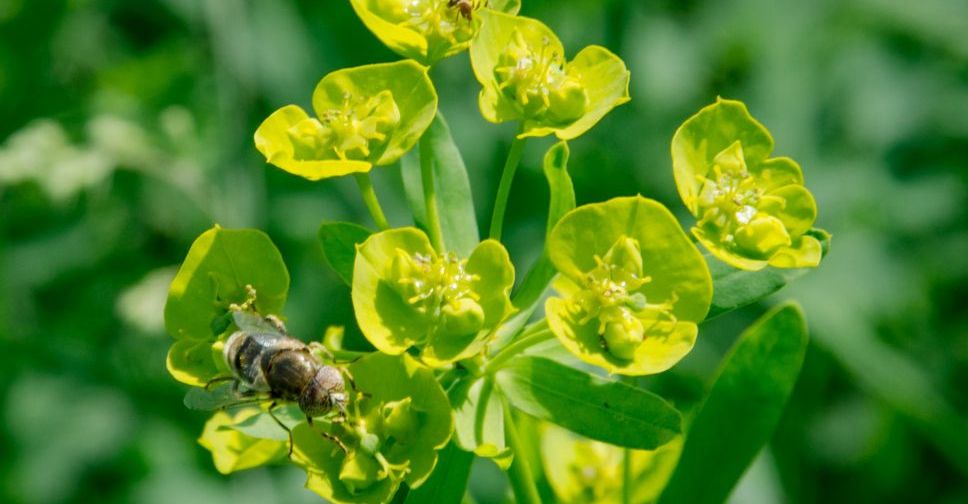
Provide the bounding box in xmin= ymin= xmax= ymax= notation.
xmin=449 ymin=0 xmax=479 ymax=21
xmin=193 ymin=287 xmax=360 ymax=455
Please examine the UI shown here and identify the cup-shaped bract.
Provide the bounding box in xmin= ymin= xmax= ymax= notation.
xmin=254 ymin=60 xmax=437 ymax=181
xmin=540 ymin=422 xmax=681 ymax=504
xmin=352 ymin=228 xmax=515 ymax=366
xmin=291 ymin=353 xmax=453 ymax=503
xmin=672 ymin=98 xmax=824 ymax=270
xmin=165 ymin=226 xmax=289 ymax=386
xmin=545 ymin=196 xmax=712 ymax=375
xmin=349 ymin=0 xmax=521 ymax=66
xmin=470 ymin=10 xmax=630 ymax=140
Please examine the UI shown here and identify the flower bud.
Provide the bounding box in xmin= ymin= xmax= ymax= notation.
xmin=734 ymin=215 xmax=791 ymax=259
xmin=601 ymin=311 xmax=645 ymax=360
xmin=339 ymin=451 xmax=384 ymax=494
xmin=440 ymin=298 xmax=486 ymax=336
xmin=546 ymin=79 xmax=588 ymax=124
xmin=382 ymin=398 xmax=418 ymax=439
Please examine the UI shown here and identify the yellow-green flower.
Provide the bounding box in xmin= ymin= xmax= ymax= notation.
xmin=470 ymin=10 xmax=630 ymax=140
xmin=352 ymin=228 xmax=515 ymax=366
xmin=349 ymin=0 xmax=521 ymax=66
xmin=672 ymin=98 xmax=825 ymax=270
xmin=545 ymin=196 xmax=712 ymax=375
xmin=254 ymin=60 xmax=436 ymax=181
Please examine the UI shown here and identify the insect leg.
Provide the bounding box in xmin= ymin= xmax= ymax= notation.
xmin=267 ymin=401 xmax=295 ymax=458
xmin=306 ymin=416 xmax=349 ymax=453
xmin=203 ymin=375 xmax=238 ymax=391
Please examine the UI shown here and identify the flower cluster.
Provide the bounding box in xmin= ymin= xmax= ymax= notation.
xmin=163 ymin=3 xmax=828 ymax=504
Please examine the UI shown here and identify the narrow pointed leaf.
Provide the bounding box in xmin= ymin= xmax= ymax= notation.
xmin=659 ymin=303 xmax=809 ymax=504
xmin=403 ymin=441 xmax=474 ymax=503
xmin=400 ymin=114 xmax=479 ymax=256
xmin=495 ymin=356 xmax=681 ymax=450
xmin=317 ymin=221 xmax=373 ymax=285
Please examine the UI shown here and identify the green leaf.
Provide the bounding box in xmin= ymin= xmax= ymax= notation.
xmin=403 ymin=441 xmax=474 ymax=504
xmin=497 ymin=141 xmax=575 ymax=345
xmin=449 ymin=376 xmax=511 ymax=467
xmin=495 ymin=356 xmax=682 ymax=450
xmin=428 ymin=114 xmax=479 ymax=256
xmin=658 ymin=303 xmax=809 ymax=504
xmin=705 ymin=228 xmax=831 ymax=320
xmin=318 ymin=221 xmax=374 ymax=285
xmin=543 ymin=141 xmax=575 ymax=237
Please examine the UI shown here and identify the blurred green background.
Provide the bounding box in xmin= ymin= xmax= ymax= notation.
xmin=1 ymin=0 xmax=966 ymax=502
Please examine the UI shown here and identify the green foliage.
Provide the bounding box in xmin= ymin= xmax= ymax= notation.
xmin=496 ymin=356 xmax=682 ymax=450
xmin=164 ymin=226 xmax=289 ymax=385
xmin=148 ymin=4 xmax=838 ymax=504
xmin=470 ymin=10 xmax=630 ymax=139
xmin=255 ymin=60 xmax=437 ymax=180
xmin=659 ymin=304 xmax=809 ymax=504
xmin=400 ymin=114 xmax=480 ymax=256
xmin=318 ymin=221 xmax=374 ymax=285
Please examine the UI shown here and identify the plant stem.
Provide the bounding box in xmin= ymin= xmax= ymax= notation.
xmin=419 ymin=133 xmax=445 ymax=252
xmin=353 ymin=173 xmax=390 ymax=230
xmin=483 ymin=324 xmax=553 ymax=374
xmin=489 ymin=133 xmax=527 ymax=241
xmin=622 ymin=447 xmax=632 ymax=504
xmin=621 ymin=374 xmax=635 ymax=504
xmin=503 ymin=403 xmax=542 ymax=504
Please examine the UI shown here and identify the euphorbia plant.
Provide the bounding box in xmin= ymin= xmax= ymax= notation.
xmin=164 ymin=3 xmax=829 ymax=503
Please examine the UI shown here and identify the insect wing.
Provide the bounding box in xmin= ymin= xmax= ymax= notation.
xmin=232 ymin=310 xmax=284 ymax=336
xmin=184 ymin=382 xmax=251 ymax=411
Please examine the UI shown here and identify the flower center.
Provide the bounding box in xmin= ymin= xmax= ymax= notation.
xmin=396 ymin=0 xmax=481 ymax=50
xmin=567 ymin=237 xmax=677 ymax=360
xmin=493 ymin=30 xmax=587 ymax=123
xmin=287 ymin=91 xmax=400 ymax=161
xmin=391 ymin=250 xmax=486 ymax=337
xmin=695 ymin=142 xmax=765 ymax=243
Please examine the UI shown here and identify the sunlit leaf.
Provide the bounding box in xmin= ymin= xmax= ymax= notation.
xmin=658 ymin=303 xmax=809 ymax=504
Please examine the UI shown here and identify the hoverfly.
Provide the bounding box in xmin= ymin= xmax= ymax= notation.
xmin=188 ymin=296 xmax=357 ymax=454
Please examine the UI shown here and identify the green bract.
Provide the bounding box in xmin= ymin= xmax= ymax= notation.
xmin=352 ymin=228 xmax=515 ymax=365
xmin=198 ymin=408 xmax=289 ymax=474
xmin=470 ymin=10 xmax=630 ymax=140
xmin=540 ymin=422 xmax=681 ymax=504
xmin=672 ymin=98 xmax=824 ymax=270
xmin=254 ymin=60 xmax=437 ymax=181
xmin=349 ymin=0 xmax=521 ymax=66
xmin=545 ymin=196 xmax=712 ymax=375
xmin=291 ymin=353 xmax=452 ymax=503
xmin=164 ymin=226 xmax=289 ymax=386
